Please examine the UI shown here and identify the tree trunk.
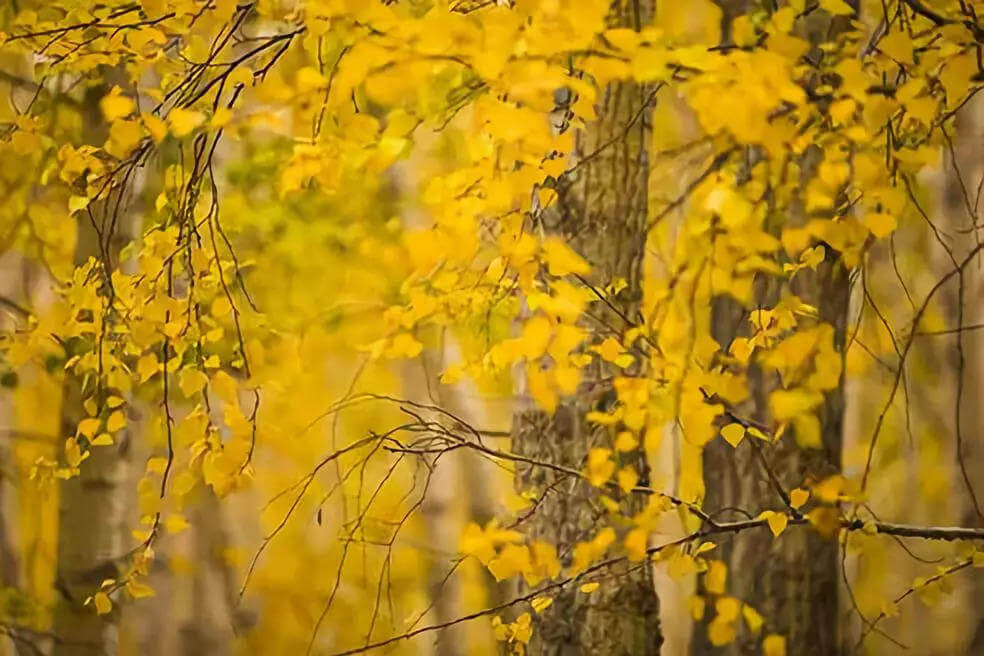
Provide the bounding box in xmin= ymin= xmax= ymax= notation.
xmin=405 ymin=354 xmax=468 ymax=656
xmin=52 ymin=85 xmax=136 ymax=656
xmin=180 ymin=490 xmax=238 ymax=656
xmin=696 ymin=6 xmax=854 ymax=654
xmin=699 ymin=263 xmax=847 ymax=655
xmin=512 ymin=2 xmax=660 ymax=654
xmin=939 ymin=92 xmax=984 ymax=655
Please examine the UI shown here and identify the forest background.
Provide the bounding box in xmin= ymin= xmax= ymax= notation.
xmin=2 ymin=0 xmax=984 ymax=655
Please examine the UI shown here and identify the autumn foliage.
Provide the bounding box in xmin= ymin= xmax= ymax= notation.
xmin=1 ymin=0 xmax=984 ymax=655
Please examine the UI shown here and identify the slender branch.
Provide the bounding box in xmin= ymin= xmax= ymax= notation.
xmin=387 ymin=433 xmax=718 ymax=526
xmin=388 ymin=435 xmax=984 ymax=541
xmin=323 ymin=515 xmax=984 ymax=656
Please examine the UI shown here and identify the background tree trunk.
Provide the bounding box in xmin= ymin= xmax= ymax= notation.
xmin=405 ymin=354 xmax=468 ymax=656
xmin=512 ymin=2 xmax=661 ymax=654
xmin=696 ymin=5 xmax=855 ymax=654
xmin=940 ymin=92 xmax=984 ymax=655
xmin=52 ymin=84 xmax=137 ymax=656
xmin=179 ymin=491 xmax=238 ymax=656
xmin=698 ymin=266 xmax=847 ymax=655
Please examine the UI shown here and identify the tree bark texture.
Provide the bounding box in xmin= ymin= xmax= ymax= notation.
xmin=512 ymin=2 xmax=661 ymax=655
xmin=696 ymin=5 xmax=855 ymax=654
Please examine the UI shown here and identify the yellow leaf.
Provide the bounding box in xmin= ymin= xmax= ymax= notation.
xmin=173 ymin=471 xmax=197 ymax=497
xmin=531 ymin=597 xmax=553 ymax=613
xmin=770 ymin=388 xmax=822 ymax=422
xmin=813 ymin=474 xmax=844 ymax=503
xmin=579 ymin=582 xmax=600 ymax=594
xmin=801 ymin=245 xmax=825 ymax=269
xmin=614 ymin=353 xmax=634 ymax=368
xmin=708 ymin=618 xmax=736 ymax=646
xmin=491 ymin=616 xmax=507 ymax=641
xmin=527 ymin=365 xmax=558 ymax=414
xmin=614 ymin=431 xmax=639 ymax=452
xmin=743 ymin=604 xmax=764 ymax=634
xmin=127 ymin=26 xmax=166 ymax=51
xmin=720 ymin=423 xmax=745 ymax=448
xmin=530 ymin=541 xmax=561 ymax=582
xmin=459 ymin=523 xmax=496 ymax=564
xmin=758 ymin=511 xmax=789 ymax=537
xmin=879 ymin=31 xmax=914 ymax=65
xmin=716 ymin=596 xmax=741 ymax=622
xmin=178 ymin=369 xmax=208 ymax=398
xmin=69 ymin=195 xmax=90 ymax=214
xmin=228 ymin=66 xmax=254 ymax=88
xmin=65 ymin=438 xmax=88 ymax=468
xmin=694 ymin=541 xmax=717 ymax=556
xmin=513 ymin=613 xmax=532 ymax=644
xmin=819 ymin=0 xmax=855 ymax=15
xmin=593 ymin=337 xmax=622 ymax=362
xmin=101 ymin=90 xmax=135 ymax=121
xmin=93 ymin=592 xmax=112 ymax=615
xmin=387 ymin=333 xmax=423 ymax=359
xmin=689 ymin=595 xmax=706 ymax=620
xmin=125 ymin=579 xmax=156 ymax=599
xmin=862 ymin=212 xmax=897 ymax=238
xmin=730 ymin=337 xmax=754 ymax=363
xmin=488 ymin=544 xmax=532 ymax=582
xmin=617 ymin=466 xmax=639 ymax=493
xmin=77 ymin=417 xmax=101 ymax=439
xmin=91 ymin=434 xmax=114 ymax=447
xmin=519 ymin=315 xmax=552 ymax=359
xmin=164 ymin=514 xmax=189 ymax=534
xmin=571 ymin=528 xmax=616 ymax=574
xmin=107 ymin=119 xmax=145 ymax=158
xmin=705 ymin=560 xmax=727 ymax=595
xmin=789 ymin=487 xmax=809 ymax=509
xmin=941 ymin=53 xmax=977 ymax=105
xmin=792 ymin=413 xmax=821 ymax=448
xmin=137 ymin=353 xmax=159 ymax=383
xmin=168 ymin=108 xmax=204 ymax=138
xmin=807 ymin=506 xmax=842 ymax=538
xmin=211 ymin=295 xmax=232 ymax=318
xmin=106 ymin=410 xmax=126 ymax=433
xmin=543 ymin=237 xmax=590 ymax=277
xmin=624 ymin=528 xmax=648 ymax=562
xmin=146 ymin=457 xmax=168 ymax=474
xmin=296 ymin=66 xmax=328 ymax=93
xmin=210 ymin=107 xmax=233 ymax=129
xmin=141 ymin=113 xmax=168 ymax=143
xmin=667 ymin=552 xmax=698 ymax=579
xmin=585 ymin=448 xmax=615 ymax=487
xmin=211 ymin=370 xmax=239 ymax=405
xmin=763 ymin=634 xmax=787 ymax=656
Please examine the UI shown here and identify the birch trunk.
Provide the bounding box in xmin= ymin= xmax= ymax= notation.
xmin=52 ymin=84 xmax=137 ymax=656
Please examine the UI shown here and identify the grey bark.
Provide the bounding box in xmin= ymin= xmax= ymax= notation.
xmin=511 ymin=2 xmax=661 ymax=654
xmin=695 ymin=4 xmax=855 ymax=654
